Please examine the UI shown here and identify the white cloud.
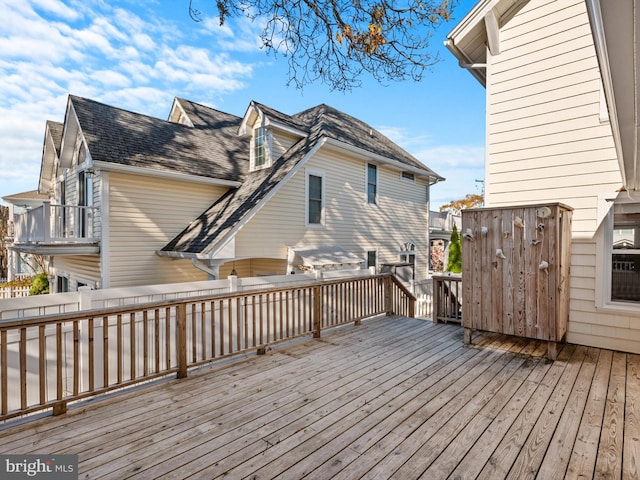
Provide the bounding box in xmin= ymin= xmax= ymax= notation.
xmin=32 ymin=0 xmax=81 ymax=21
xmin=417 ymin=145 xmax=485 ymax=209
xmin=0 ymin=0 xmax=261 ymax=202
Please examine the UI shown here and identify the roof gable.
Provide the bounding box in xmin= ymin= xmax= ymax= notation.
xmin=38 ymin=120 xmax=64 ymax=194
xmin=69 ymin=95 xmax=248 ymax=182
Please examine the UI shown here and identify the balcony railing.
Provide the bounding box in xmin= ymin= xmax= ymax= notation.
xmin=12 ymin=202 xmax=97 ymax=244
xmin=0 ymin=274 xmax=415 ymax=421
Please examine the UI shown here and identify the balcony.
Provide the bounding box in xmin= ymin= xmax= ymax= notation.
xmin=10 ymin=201 xmax=99 ymax=255
xmin=0 ymin=276 xmax=638 ymax=479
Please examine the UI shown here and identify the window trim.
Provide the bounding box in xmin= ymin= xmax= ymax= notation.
xmin=595 ymin=192 xmax=640 ymax=313
xmin=366 ymin=163 xmax=378 ymax=205
xmin=366 ymin=248 xmax=378 ymax=272
xmin=251 ymin=126 xmax=271 ymax=170
xmin=305 ymin=168 xmax=325 ymax=227
xmin=401 ymin=171 xmax=416 ymax=183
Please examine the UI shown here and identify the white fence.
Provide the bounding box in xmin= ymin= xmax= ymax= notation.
xmin=0 ymin=270 xmax=377 ymax=321
xmin=0 ymin=286 xmax=31 ymax=300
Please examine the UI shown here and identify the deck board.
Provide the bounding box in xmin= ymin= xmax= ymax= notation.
xmin=1 ymin=315 xmax=639 ymax=479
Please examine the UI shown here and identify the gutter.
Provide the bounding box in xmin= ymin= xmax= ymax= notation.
xmin=584 ymin=0 xmax=629 ymax=189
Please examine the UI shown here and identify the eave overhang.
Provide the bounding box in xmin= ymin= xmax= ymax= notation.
xmin=9 ymin=243 xmax=100 ymax=256
xmin=92 ymin=161 xmax=242 ymax=188
xmin=323 ymin=138 xmax=444 ymax=184
xmin=445 ymin=0 xmax=529 ymax=87
xmin=586 ymin=0 xmax=639 ymax=191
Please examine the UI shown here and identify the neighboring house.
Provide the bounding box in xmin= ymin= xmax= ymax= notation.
xmin=446 ymin=0 xmax=640 ymax=353
xmin=6 ymin=95 xmax=443 ymax=291
xmin=428 ymin=210 xmax=462 ymax=273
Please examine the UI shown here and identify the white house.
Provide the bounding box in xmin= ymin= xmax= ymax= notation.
xmin=446 ymin=0 xmax=640 ymax=353
xmin=5 ymin=96 xmax=443 ymax=291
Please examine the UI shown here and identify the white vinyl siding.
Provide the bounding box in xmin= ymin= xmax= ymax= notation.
xmin=53 ymin=255 xmax=101 ymax=287
xmin=108 ymin=172 xmax=227 ymax=287
xmin=271 ymin=130 xmax=301 ymax=160
xmin=234 ymin=148 xmax=430 ymax=280
xmin=483 ymin=0 xmax=640 ymax=352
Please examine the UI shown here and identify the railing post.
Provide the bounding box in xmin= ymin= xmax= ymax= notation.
xmin=432 ymin=277 xmax=441 ymax=323
xmin=79 ymin=286 xmax=92 ymax=310
xmin=384 ymin=275 xmax=393 ymax=316
xmin=313 ymin=285 xmax=322 ymax=338
xmin=176 ymin=303 xmax=188 ymax=378
xmin=42 ymin=201 xmax=51 ymax=243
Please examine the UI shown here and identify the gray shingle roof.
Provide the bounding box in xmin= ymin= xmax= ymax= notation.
xmin=162 ymin=103 xmax=442 ymax=256
xmin=70 ymin=95 xmax=248 ymax=182
xmin=46 ymin=120 xmax=63 ymax=158
xmin=294 ymin=104 xmax=441 ymax=177
xmin=161 ymin=133 xmax=314 ymax=255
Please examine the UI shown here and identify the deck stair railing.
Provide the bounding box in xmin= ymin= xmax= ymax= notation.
xmin=432 ymin=274 xmax=462 ymax=323
xmin=0 ymin=274 xmax=414 ymax=422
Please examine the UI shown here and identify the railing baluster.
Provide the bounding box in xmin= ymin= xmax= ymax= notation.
xmin=236 ymin=297 xmax=242 ymax=352
xmin=143 ymin=311 xmax=149 ymax=377
xmin=1 ymin=330 xmax=7 ymax=415
xmin=20 ymin=327 xmax=26 ymax=410
xmin=265 ymin=294 xmax=270 ymax=343
xmin=243 ymin=297 xmax=248 ymax=350
xmin=165 ymin=307 xmax=171 ymax=370
xmin=130 ymin=312 xmax=136 ymax=380
xmin=219 ymin=300 xmax=224 ymax=357
xmin=56 ymin=323 xmax=63 ymax=401
xmin=191 ymin=303 xmax=197 ymax=363
xmin=73 ymin=321 xmax=79 ymax=395
xmin=227 ymin=298 xmax=233 ymax=355
xmin=117 ymin=314 xmax=123 ymax=384
xmin=88 ymin=318 xmax=95 ymax=392
xmin=154 ymin=309 xmax=160 ymax=373
xmin=202 ymin=302 xmax=207 ymax=359
xmin=39 ymin=325 xmax=45 ymax=405
xmin=210 ymin=301 xmax=216 ymax=358
xmin=103 ymin=316 xmax=109 ymax=388
xmin=251 ymin=295 xmax=257 ymax=347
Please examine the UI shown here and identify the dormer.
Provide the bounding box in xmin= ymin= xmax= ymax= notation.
xmin=168 ymin=98 xmax=194 ymax=127
xmin=239 ymin=101 xmax=308 ymax=172
xmin=38 ymin=121 xmax=64 ymax=195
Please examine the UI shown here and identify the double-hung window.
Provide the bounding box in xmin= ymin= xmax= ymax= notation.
xmin=597 ymin=197 xmax=640 ymax=309
xmin=366 ymin=250 xmax=377 ymax=271
xmin=253 ymin=127 xmax=269 ymax=169
xmin=306 ymin=170 xmax=325 ymax=226
xmin=367 ymin=163 xmax=378 ymax=204
xmin=610 ymin=202 xmax=640 ymax=302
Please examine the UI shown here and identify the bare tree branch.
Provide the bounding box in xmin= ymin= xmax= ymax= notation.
xmin=193 ymin=0 xmax=457 ymax=91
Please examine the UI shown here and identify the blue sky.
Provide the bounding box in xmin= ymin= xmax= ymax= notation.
xmin=0 ymin=0 xmax=485 ymax=209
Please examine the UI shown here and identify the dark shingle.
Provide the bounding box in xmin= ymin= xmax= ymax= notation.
xmin=46 ymin=120 xmax=64 ymax=158
xmin=71 ymin=95 xmax=248 ymax=182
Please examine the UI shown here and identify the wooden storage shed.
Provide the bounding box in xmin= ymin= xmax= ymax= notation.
xmin=461 ymin=203 xmax=573 ymax=358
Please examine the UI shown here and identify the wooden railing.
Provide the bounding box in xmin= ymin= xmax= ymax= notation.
xmin=0 ymin=274 xmax=414 ymax=421
xmin=432 ymin=274 xmax=462 ymax=323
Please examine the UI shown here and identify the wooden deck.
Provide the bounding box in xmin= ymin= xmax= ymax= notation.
xmin=1 ymin=315 xmax=638 ymax=479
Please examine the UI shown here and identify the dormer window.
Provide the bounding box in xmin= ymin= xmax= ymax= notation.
xmin=252 ymin=127 xmax=270 ymax=170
